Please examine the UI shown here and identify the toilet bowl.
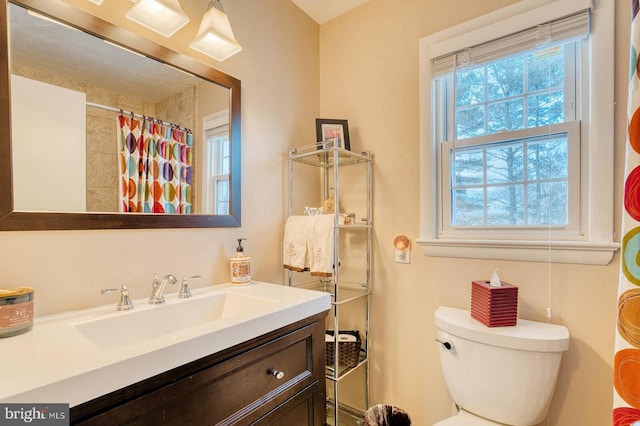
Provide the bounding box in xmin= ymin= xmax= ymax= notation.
xmin=433 ymin=306 xmax=570 ymax=426
xmin=434 ymin=409 xmax=503 ymax=425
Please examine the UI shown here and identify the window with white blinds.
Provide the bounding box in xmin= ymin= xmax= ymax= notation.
xmin=432 ymin=10 xmax=589 ymax=77
xmin=418 ymin=0 xmax=617 ymax=264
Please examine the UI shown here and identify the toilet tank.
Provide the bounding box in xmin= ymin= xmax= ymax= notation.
xmin=434 ymin=306 xmax=570 ymax=426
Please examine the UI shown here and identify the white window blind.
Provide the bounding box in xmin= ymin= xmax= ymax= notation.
xmin=432 ymin=9 xmax=590 ymax=77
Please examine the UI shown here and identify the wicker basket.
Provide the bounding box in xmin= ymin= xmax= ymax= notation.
xmin=326 ymin=330 xmax=361 ymax=367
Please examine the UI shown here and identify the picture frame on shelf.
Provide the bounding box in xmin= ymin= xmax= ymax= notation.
xmin=316 ymin=118 xmax=350 ymax=150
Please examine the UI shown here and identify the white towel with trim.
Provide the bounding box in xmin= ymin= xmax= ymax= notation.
xmin=308 ymin=214 xmax=334 ymax=277
xmin=283 ymin=215 xmax=309 ymax=272
xmin=283 ymin=215 xmax=334 ymax=276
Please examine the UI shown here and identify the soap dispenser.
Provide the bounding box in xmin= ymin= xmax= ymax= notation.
xmin=230 ymin=238 xmax=251 ymax=285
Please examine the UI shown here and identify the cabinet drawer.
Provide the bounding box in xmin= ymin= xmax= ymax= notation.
xmin=254 ymin=384 xmax=323 ymax=426
xmin=205 ymin=329 xmax=315 ymax=424
xmin=76 ymin=320 xmax=322 ymax=426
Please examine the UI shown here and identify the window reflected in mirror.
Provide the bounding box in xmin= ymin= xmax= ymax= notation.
xmin=203 ymin=110 xmax=231 ymax=215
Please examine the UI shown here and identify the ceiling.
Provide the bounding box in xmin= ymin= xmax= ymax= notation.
xmin=8 ymin=0 xmax=371 ymax=102
xmin=290 ymin=0 xmax=371 ymax=24
xmin=10 ymin=3 xmax=202 ymax=103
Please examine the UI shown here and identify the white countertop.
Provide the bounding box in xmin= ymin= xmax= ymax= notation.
xmin=0 ymin=281 xmax=330 ymax=407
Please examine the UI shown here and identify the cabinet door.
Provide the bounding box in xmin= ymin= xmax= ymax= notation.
xmin=72 ymin=316 xmax=327 ymax=426
xmin=254 ymin=384 xmax=324 ymax=426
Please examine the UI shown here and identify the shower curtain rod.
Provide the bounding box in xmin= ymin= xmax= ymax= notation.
xmin=86 ymin=101 xmax=191 ymax=133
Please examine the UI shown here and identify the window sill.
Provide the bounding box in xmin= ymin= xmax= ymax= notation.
xmin=415 ymin=238 xmax=619 ymax=265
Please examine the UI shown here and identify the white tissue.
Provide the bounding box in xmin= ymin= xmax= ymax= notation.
xmin=489 ymin=268 xmax=502 ymax=287
xmin=325 ymin=333 xmax=358 ymax=342
xmin=338 ymin=334 xmax=358 ymax=342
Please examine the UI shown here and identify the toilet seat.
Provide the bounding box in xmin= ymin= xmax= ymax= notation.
xmin=433 ymin=409 xmax=505 ymax=426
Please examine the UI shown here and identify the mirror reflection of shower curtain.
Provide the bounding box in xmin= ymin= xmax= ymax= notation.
xmin=117 ymin=115 xmax=193 ymax=214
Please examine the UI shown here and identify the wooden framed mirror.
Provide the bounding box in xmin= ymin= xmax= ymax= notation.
xmin=0 ymin=0 xmax=241 ymax=230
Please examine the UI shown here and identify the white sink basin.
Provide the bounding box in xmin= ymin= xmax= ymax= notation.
xmin=0 ymin=282 xmax=330 ymax=406
xmin=73 ymin=290 xmax=277 ymax=350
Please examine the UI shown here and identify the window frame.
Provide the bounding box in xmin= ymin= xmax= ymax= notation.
xmin=417 ymin=0 xmax=618 ymax=265
xmin=206 ymin=127 xmax=230 ymax=215
xmin=437 ymin=41 xmax=581 ymax=238
xmin=201 ymin=110 xmax=230 ymax=215
xmin=441 ymin=121 xmax=581 ymax=238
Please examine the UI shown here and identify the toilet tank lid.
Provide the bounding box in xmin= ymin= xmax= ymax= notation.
xmin=434 ymin=306 xmax=570 ymax=352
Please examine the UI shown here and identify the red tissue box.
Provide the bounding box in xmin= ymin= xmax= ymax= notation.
xmin=470 ymin=280 xmax=518 ymax=327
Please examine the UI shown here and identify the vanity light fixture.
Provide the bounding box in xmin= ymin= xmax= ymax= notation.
xmin=189 ymin=0 xmax=242 ymax=62
xmin=126 ymin=0 xmax=190 ymax=38
xmin=87 ymin=0 xmax=104 ymax=4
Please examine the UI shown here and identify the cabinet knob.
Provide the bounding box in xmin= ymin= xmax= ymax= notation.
xmin=269 ymin=369 xmax=285 ymax=380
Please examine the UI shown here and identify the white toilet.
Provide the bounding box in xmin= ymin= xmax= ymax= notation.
xmin=433 ymin=306 xmax=570 ymax=426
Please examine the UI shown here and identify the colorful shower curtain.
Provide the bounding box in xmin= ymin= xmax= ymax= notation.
xmin=614 ymin=1 xmax=640 ymax=424
xmin=117 ymin=114 xmax=193 ymax=214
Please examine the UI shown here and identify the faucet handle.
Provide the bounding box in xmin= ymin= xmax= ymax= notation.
xmin=152 ymin=273 xmax=160 ymax=286
xmin=101 ymin=285 xmax=134 ymax=311
xmin=179 ymin=274 xmax=201 ymax=299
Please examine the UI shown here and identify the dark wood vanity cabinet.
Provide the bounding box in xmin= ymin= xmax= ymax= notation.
xmin=70 ymin=311 xmax=328 ymax=426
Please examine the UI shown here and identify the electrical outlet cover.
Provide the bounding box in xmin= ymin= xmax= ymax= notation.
xmin=395 ymin=249 xmax=410 ymax=264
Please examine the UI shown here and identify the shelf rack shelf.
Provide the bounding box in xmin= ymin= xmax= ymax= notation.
xmin=294 ymin=280 xmax=369 ymax=305
xmin=287 ymin=143 xmax=372 ymax=425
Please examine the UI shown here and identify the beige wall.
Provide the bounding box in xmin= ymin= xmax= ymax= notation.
xmin=0 ymin=0 xmax=319 ymax=316
xmin=1 ymin=0 xmax=629 ymax=424
xmin=319 ymin=1 xmax=625 ymax=425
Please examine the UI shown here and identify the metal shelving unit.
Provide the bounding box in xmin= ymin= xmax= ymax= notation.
xmin=287 ymin=142 xmax=371 ymax=426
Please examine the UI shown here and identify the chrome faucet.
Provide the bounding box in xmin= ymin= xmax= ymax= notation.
xmin=179 ymin=274 xmax=202 ymax=299
xmin=149 ymin=273 xmax=178 ymax=304
xmin=101 ymin=285 xmax=134 ymax=311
